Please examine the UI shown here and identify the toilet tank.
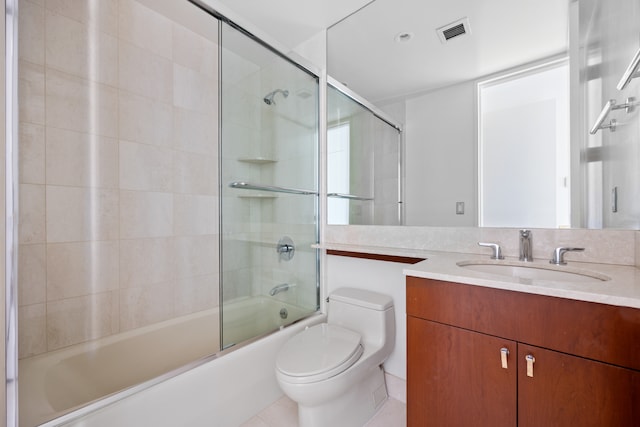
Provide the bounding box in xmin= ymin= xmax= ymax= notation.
xmin=328 ymin=288 xmax=395 ymax=349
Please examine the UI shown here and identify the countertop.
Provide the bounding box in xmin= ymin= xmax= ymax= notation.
xmin=319 ymin=243 xmax=640 ymax=309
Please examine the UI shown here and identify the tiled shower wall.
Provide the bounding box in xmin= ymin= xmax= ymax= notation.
xmin=18 ymin=0 xmax=220 ymax=359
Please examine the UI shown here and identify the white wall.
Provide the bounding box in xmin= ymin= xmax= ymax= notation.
xmin=405 ymin=82 xmax=477 ymax=226
xmin=326 ymin=255 xmax=407 ymax=380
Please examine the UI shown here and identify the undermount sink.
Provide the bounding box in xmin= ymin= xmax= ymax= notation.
xmin=456 ymin=260 xmax=610 ymax=282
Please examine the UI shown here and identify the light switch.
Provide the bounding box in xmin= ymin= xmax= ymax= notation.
xmin=456 ymin=202 xmax=464 ymax=215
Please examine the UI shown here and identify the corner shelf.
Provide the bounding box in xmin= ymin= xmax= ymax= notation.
xmin=237 ymin=193 xmax=278 ymax=199
xmin=237 ymin=157 xmax=278 ymax=165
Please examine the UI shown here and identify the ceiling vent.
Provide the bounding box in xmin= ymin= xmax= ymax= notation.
xmin=436 ymin=17 xmax=471 ymax=44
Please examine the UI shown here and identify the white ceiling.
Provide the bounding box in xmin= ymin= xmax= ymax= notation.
xmin=207 ymin=0 xmax=570 ymax=103
xmin=328 ymin=0 xmax=570 ymax=102
xmin=206 ymin=0 xmax=374 ymax=49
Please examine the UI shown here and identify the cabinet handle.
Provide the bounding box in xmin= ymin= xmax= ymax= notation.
xmin=525 ymin=354 xmax=536 ymax=377
xmin=500 ymin=347 xmax=509 ymax=369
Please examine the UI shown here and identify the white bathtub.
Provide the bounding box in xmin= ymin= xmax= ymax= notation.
xmin=19 ymin=297 xmax=319 ymax=427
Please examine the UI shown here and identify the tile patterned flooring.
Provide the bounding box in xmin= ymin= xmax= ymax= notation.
xmin=239 ymin=395 xmax=407 ymax=427
xmin=240 ymin=374 xmax=407 ymax=427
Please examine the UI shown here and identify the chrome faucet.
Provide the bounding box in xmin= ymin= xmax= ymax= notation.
xmin=550 ymin=247 xmax=585 ymax=265
xmin=269 ymin=283 xmax=290 ymax=296
xmin=519 ymin=230 xmax=533 ymax=262
xmin=478 ymin=242 xmax=504 ymax=260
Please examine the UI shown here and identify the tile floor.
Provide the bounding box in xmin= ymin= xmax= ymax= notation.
xmin=239 ymin=395 xmax=407 ymax=427
xmin=240 ymin=374 xmax=407 ymax=427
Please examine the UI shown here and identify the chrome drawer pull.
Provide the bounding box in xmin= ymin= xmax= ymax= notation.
xmin=500 ymin=347 xmax=509 ymax=369
xmin=526 ymin=354 xmax=536 ymax=377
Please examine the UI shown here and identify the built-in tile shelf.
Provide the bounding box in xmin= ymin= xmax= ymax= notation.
xmin=237 ymin=193 xmax=278 ymax=199
xmin=237 ymin=157 xmax=278 ymax=164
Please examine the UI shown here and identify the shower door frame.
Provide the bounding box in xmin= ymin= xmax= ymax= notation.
xmin=216 ymin=14 xmax=321 ymax=350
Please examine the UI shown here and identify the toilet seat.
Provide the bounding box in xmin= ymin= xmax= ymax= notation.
xmin=276 ymin=323 xmax=363 ymax=384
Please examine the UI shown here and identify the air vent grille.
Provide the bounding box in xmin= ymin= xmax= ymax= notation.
xmin=437 ymin=17 xmax=471 ymax=44
xmin=443 ymin=23 xmax=466 ymax=40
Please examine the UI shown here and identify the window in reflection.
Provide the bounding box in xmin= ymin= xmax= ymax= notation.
xmin=479 ymin=60 xmax=570 ymax=228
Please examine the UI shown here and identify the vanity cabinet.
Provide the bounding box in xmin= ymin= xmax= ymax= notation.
xmin=406 ymin=277 xmax=640 ymax=426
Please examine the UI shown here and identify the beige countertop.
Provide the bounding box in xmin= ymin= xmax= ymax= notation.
xmin=319 ymin=243 xmax=640 ymax=309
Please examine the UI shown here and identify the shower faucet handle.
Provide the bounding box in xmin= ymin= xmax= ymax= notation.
xmin=277 ymin=236 xmax=295 ymax=261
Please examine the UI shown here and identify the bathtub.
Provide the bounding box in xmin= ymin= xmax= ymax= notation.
xmin=19 ymin=297 xmax=319 ymax=427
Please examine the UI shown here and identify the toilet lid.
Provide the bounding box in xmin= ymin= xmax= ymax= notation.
xmin=276 ymin=324 xmax=363 ymax=382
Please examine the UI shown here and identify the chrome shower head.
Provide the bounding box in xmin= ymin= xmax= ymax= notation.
xmin=263 ymin=89 xmax=289 ymax=105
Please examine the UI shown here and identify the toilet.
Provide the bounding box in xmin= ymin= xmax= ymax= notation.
xmin=275 ymin=288 xmax=395 ymax=427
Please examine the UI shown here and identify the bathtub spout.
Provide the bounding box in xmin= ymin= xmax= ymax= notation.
xmin=269 ymin=283 xmax=290 ymax=296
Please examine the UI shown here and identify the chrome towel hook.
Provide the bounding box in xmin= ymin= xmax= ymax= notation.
xmin=617 ymin=47 xmax=640 ymax=91
xmin=589 ymin=97 xmax=636 ymax=134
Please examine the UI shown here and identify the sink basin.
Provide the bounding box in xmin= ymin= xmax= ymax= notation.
xmin=456 ymin=260 xmax=610 ymax=282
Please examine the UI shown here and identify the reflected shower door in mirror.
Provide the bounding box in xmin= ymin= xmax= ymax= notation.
xmin=327 ymin=82 xmax=403 ymax=225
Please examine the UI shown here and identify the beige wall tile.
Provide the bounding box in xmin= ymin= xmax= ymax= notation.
xmin=19 ymin=304 xmax=47 ymax=358
xmin=119 ymin=91 xmax=173 ymax=147
xmin=119 ymin=0 xmax=172 ymax=60
xmin=172 ymin=23 xmax=217 ymax=77
xmin=47 ymin=241 xmax=119 ymax=300
xmin=173 ymin=107 xmax=217 ymax=155
xmin=18 ymin=244 xmax=46 ymax=306
xmin=175 ymin=235 xmax=218 ymax=279
xmin=119 ymin=190 xmax=173 ymax=238
xmin=18 ymin=60 xmax=45 ymax=125
xmin=174 ymin=274 xmax=219 ymax=316
xmin=19 ymin=184 xmax=46 ymax=244
xmin=46 ymin=127 xmax=119 ymax=188
xmin=45 ymin=10 xmax=118 ymax=86
xmin=19 ymin=0 xmax=45 ymax=65
xmin=45 ymin=0 xmax=118 ymax=36
xmin=46 ymin=186 xmax=119 ymax=243
xmin=173 ymin=151 xmax=217 ymax=195
xmin=119 ymin=140 xmax=173 ymax=192
xmin=119 ymin=237 xmax=175 ymax=287
xmin=119 ymin=282 xmax=174 ymax=331
xmin=45 ymin=68 xmax=118 ymax=138
xmin=119 ymin=40 xmax=173 ymax=103
xmin=19 ymin=122 xmax=45 ymax=184
xmin=173 ymin=63 xmax=216 ymax=114
xmin=47 ymin=291 xmax=119 ymax=351
xmin=174 ymin=194 xmax=218 ymax=236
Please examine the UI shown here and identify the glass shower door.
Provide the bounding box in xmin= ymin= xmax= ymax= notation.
xmin=219 ymin=23 xmax=319 ymax=349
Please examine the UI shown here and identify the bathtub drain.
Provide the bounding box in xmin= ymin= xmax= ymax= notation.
xmin=280 ymin=308 xmax=288 ymax=319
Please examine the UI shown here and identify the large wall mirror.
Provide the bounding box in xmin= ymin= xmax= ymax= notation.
xmin=327 ymin=0 xmax=640 ymax=229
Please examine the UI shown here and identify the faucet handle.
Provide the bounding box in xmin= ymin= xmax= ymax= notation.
xmin=478 ymin=242 xmax=504 ymax=260
xmin=550 ymin=247 xmax=585 ymax=265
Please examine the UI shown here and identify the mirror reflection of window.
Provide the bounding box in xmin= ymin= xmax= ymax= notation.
xmin=328 ymin=123 xmax=351 ymax=224
xmin=478 ymin=60 xmax=570 ymax=228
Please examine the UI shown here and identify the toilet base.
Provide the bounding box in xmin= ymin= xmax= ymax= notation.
xmin=297 ymin=365 xmax=388 ymax=427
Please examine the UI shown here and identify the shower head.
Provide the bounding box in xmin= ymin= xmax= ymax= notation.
xmin=263 ymin=89 xmax=289 ymax=105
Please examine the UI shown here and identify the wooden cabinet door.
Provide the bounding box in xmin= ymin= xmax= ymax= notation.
xmin=407 ymin=317 xmax=517 ymax=426
xmin=518 ymin=344 xmax=640 ymax=427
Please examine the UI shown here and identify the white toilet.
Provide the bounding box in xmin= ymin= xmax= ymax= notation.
xmin=275 ymin=288 xmax=395 ymax=427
